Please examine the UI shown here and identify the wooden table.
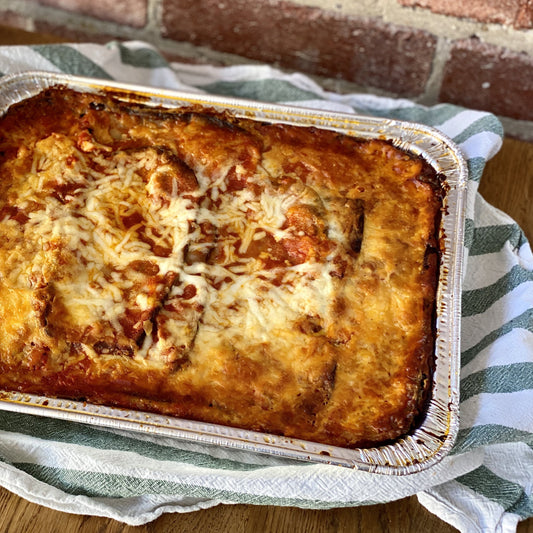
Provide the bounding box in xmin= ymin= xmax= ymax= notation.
xmin=0 ymin=24 xmax=532 ymax=533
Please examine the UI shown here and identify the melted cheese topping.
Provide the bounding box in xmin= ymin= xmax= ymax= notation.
xmin=0 ymin=88 xmax=443 ymax=448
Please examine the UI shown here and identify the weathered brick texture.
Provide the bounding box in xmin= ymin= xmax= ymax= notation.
xmin=35 ymin=0 xmax=148 ymax=28
xmin=162 ymin=0 xmax=437 ymax=97
xmin=397 ymin=0 xmax=533 ymax=29
xmin=2 ymin=0 xmax=533 ymax=135
xmin=441 ymin=38 xmax=533 ymax=121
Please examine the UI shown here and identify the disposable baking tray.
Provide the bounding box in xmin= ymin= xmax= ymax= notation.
xmin=0 ymin=71 xmax=466 ymax=474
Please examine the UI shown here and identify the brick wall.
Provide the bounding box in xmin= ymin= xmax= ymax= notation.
xmin=1 ymin=0 xmax=532 ymax=139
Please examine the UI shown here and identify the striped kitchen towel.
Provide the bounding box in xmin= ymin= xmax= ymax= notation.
xmin=0 ymin=41 xmax=531 ymax=533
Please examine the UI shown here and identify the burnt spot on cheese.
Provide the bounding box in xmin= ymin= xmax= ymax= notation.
xmin=349 ymin=198 xmax=365 ymax=254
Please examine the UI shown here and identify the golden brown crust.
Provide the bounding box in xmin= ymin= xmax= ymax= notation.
xmin=0 ymin=87 xmax=443 ymax=448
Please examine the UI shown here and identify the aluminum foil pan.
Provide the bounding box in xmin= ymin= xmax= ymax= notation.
xmin=0 ymin=71 xmax=466 ymax=474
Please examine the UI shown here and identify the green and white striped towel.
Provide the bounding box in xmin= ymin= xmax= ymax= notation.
xmin=0 ymin=41 xmax=531 ymax=533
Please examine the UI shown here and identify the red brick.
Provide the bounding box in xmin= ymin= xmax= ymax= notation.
xmin=516 ymin=1 xmax=533 ymax=27
xmin=35 ymin=0 xmax=148 ymax=28
xmin=397 ymin=0 xmax=533 ymax=29
xmin=161 ymin=0 xmax=437 ymax=97
xmin=440 ymin=38 xmax=533 ymax=121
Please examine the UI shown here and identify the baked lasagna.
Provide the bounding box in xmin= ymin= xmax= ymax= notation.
xmin=0 ymin=87 xmax=443 ymax=448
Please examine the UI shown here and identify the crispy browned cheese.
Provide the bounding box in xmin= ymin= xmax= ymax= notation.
xmin=0 ymin=88 xmax=443 ymax=448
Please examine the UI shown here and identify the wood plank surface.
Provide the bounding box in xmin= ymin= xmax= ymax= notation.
xmin=0 ymin=23 xmax=532 ymax=533
xmin=479 ymin=136 xmax=533 ymax=242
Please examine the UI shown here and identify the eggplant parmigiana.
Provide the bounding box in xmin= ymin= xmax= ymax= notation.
xmin=0 ymin=87 xmax=443 ymax=448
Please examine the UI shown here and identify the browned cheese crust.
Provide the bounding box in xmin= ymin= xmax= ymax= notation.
xmin=0 ymin=88 xmax=443 ymax=448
